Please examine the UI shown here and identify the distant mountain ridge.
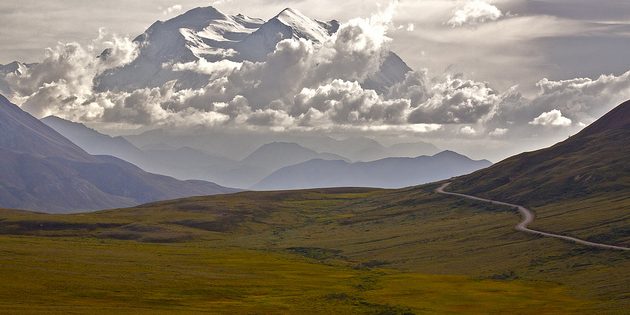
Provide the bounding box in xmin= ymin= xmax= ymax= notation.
xmin=125 ymin=129 xmax=440 ymax=162
xmin=42 ymin=118 xmax=352 ymax=188
xmin=44 ymin=116 xmax=447 ymax=189
xmin=0 ymin=95 xmax=238 ymax=213
xmin=254 ymin=150 xmax=492 ymax=190
xmin=241 ymin=142 xmax=347 ymax=170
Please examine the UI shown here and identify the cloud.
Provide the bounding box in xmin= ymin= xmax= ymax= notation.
xmin=489 ymin=127 xmax=508 ymax=136
xmin=408 ymin=74 xmax=499 ymax=124
xmin=293 ymin=79 xmax=411 ymax=126
xmin=489 ymin=70 xmax=630 ymax=130
xmin=7 ymin=30 xmax=138 ymax=118
xmin=4 ymin=1 xmax=630 ymax=148
xmin=5 ymin=2 xmax=409 ymax=131
xmin=459 ymin=125 xmax=477 ymax=135
xmin=447 ymin=0 xmax=503 ymax=27
xmin=398 ymin=23 xmax=414 ymax=32
xmin=162 ymin=4 xmax=183 ymax=15
xmin=529 ymin=109 xmax=572 ymax=126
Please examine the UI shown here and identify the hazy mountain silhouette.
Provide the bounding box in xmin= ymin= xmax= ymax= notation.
xmin=42 ymin=116 xmax=146 ymax=165
xmin=126 ymin=129 xmax=440 ymax=163
xmin=254 ymin=150 xmax=491 ymax=190
xmin=0 ymin=95 xmax=238 ymax=213
xmin=241 ymin=142 xmax=347 ymax=171
xmin=42 ymin=116 xmax=240 ymax=182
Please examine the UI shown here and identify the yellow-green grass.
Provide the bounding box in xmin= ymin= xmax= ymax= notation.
xmin=0 ymin=235 xmax=587 ymax=314
xmin=0 ymin=186 xmax=628 ymax=313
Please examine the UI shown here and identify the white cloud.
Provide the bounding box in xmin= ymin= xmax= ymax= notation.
xmin=162 ymin=4 xmax=183 ymax=15
xmin=447 ymin=0 xmax=503 ymax=27
xmin=459 ymin=125 xmax=477 ymax=135
xmin=7 ymin=31 xmax=138 ymax=119
xmin=4 ymin=1 xmax=630 ymax=149
xmin=408 ymin=75 xmax=499 ymax=124
xmin=529 ymin=109 xmax=572 ymax=127
xmin=489 ymin=127 xmax=508 ymax=136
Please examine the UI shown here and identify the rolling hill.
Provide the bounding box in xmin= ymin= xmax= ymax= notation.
xmin=0 ymin=95 xmax=238 ymax=213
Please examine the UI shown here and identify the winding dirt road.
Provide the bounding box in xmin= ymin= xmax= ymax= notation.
xmin=436 ymin=183 xmax=630 ymax=251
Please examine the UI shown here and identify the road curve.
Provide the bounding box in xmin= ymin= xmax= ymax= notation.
xmin=436 ymin=183 xmax=630 ymax=251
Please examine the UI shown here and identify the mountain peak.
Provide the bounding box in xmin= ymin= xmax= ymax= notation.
xmin=275 ymin=8 xmax=303 ymax=20
xmin=264 ymin=7 xmax=334 ymax=43
xmin=96 ymin=5 xmax=409 ymax=94
xmin=170 ymin=6 xmax=228 ymax=24
xmin=0 ymin=61 xmax=27 ymax=75
xmin=433 ymin=150 xmax=465 ymax=158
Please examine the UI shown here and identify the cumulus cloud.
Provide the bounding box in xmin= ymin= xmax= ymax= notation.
xmin=529 ymin=109 xmax=572 ymax=126
xmin=7 ymin=30 xmax=138 ymax=118
xmin=487 ymin=71 xmax=630 ymax=132
xmin=489 ymin=127 xmax=508 ymax=136
xmin=459 ymin=125 xmax=477 ymax=135
xmin=447 ymin=0 xmax=503 ymax=27
xmin=4 ymin=2 xmax=630 ymax=144
xmin=6 ymin=3 xmax=413 ymax=131
xmin=294 ymin=80 xmax=411 ymax=125
xmin=408 ymin=75 xmax=499 ymax=124
xmin=162 ymin=4 xmax=183 ymax=15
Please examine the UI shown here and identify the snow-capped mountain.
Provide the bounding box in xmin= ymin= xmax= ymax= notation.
xmin=237 ymin=8 xmax=339 ymax=61
xmin=0 ymin=61 xmax=28 ymax=95
xmin=96 ymin=6 xmax=410 ymax=93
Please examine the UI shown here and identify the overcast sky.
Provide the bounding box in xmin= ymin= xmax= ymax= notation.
xmin=1 ymin=0 xmax=630 ymax=161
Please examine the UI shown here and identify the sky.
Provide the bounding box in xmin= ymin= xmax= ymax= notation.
xmin=1 ymin=0 xmax=630 ymax=161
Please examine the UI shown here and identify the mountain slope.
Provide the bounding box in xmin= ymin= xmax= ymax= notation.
xmin=42 ymin=116 xmax=146 ymax=165
xmin=96 ymin=7 xmax=264 ymax=91
xmin=0 ymin=96 xmax=90 ymax=162
xmin=254 ymin=150 xmax=491 ymax=190
xmin=0 ymin=95 xmax=238 ymax=213
xmin=237 ymin=8 xmax=339 ymax=60
xmin=450 ymin=100 xmax=630 ymax=206
xmin=41 ymin=116 xmax=240 ymax=182
xmin=445 ymin=101 xmax=630 ymax=248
